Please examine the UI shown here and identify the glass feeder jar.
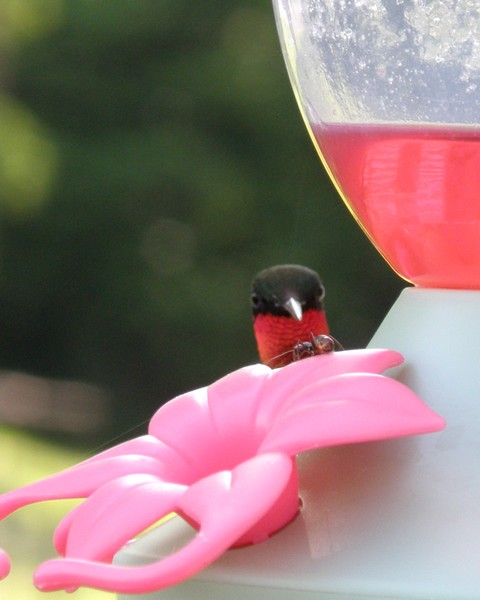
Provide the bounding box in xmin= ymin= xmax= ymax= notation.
xmin=273 ymin=0 xmax=480 ymax=289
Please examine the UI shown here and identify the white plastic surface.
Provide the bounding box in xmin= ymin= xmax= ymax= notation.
xmin=116 ymin=288 xmax=480 ymax=599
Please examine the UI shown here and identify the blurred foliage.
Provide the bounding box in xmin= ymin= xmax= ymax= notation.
xmin=0 ymin=94 xmax=57 ymax=215
xmin=0 ymin=0 xmax=404 ymax=448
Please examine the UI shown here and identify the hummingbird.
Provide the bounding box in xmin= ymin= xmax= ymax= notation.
xmin=251 ymin=264 xmax=330 ymax=367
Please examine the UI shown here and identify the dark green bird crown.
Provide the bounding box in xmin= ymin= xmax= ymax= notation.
xmin=251 ymin=264 xmax=325 ymax=318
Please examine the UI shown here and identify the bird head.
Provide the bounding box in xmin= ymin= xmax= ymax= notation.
xmin=251 ymin=264 xmax=329 ymax=367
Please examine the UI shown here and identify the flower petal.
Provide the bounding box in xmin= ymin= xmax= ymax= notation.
xmin=260 ymin=372 xmax=445 ymax=456
xmin=0 ymin=454 xmax=168 ymax=522
xmin=148 ymin=365 xmax=272 ymax=476
xmin=50 ymin=435 xmax=191 ymax=556
xmin=256 ymin=349 xmax=404 ymax=429
xmin=79 ymin=435 xmax=194 ymax=482
xmin=147 ymin=387 xmax=213 ymax=474
xmin=53 ymin=506 xmax=80 ymax=556
xmin=205 ymin=364 xmax=271 ymax=453
xmin=33 ymin=452 xmax=292 ymax=594
xmin=63 ymin=475 xmax=187 ymax=562
xmin=178 ymin=452 xmax=295 ymax=545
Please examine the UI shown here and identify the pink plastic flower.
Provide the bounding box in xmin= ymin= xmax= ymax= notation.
xmin=0 ymin=350 xmax=444 ymax=594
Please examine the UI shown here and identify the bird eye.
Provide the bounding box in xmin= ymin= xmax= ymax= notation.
xmin=318 ymin=284 xmax=326 ymax=301
xmin=251 ymin=292 xmax=260 ymax=306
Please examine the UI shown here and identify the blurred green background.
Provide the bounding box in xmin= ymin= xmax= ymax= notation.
xmin=0 ymin=1 xmax=404 ymax=597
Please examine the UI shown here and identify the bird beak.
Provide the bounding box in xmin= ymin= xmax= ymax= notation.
xmin=283 ymin=297 xmax=303 ymax=321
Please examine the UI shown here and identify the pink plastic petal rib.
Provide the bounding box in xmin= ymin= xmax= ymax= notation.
xmin=0 ymin=455 xmax=168 ymax=522
xmin=256 ymin=349 xmax=404 ymax=428
xmin=261 ymin=372 xmax=445 ymax=456
xmin=63 ymin=475 xmax=187 ymax=561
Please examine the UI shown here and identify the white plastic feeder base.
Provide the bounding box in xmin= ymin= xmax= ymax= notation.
xmin=116 ymin=287 xmax=480 ymax=599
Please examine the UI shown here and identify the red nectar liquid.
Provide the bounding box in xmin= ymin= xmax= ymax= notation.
xmin=312 ymin=124 xmax=480 ymax=288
